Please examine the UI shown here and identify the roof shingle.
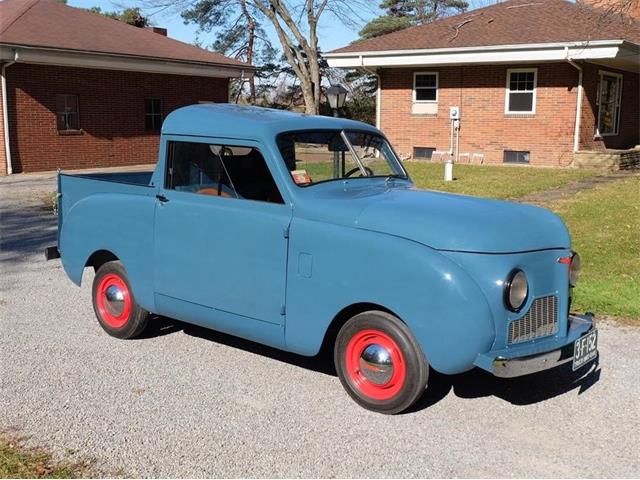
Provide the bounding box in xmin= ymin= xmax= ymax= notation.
xmin=0 ymin=0 xmax=249 ymax=68
xmin=330 ymin=0 xmax=640 ymax=54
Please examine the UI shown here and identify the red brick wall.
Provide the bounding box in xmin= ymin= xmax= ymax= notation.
xmin=379 ymin=63 xmax=639 ymax=166
xmin=3 ymin=63 xmax=229 ymax=174
xmin=0 ymin=63 xmax=6 ymax=175
xmin=578 ymin=63 xmax=639 ymax=151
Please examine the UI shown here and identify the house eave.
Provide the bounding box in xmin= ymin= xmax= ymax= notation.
xmin=324 ymin=40 xmax=639 ymax=73
xmin=0 ymin=43 xmax=252 ymax=78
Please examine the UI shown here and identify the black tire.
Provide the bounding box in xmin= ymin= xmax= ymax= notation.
xmin=91 ymin=260 xmax=149 ymax=339
xmin=334 ymin=310 xmax=428 ymax=414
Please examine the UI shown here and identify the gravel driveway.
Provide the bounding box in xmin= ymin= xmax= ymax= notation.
xmin=1 ymin=172 xmax=639 ymax=478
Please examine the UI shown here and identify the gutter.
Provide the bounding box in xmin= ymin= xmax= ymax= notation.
xmin=0 ymin=42 xmax=254 ymax=72
xmin=1 ymin=49 xmax=18 ymax=175
xmin=324 ymin=39 xmax=627 ymax=58
xmin=565 ymin=46 xmax=583 ymax=153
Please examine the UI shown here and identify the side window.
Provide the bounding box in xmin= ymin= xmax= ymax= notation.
xmin=413 ymin=72 xmax=438 ymax=102
xmin=596 ymin=71 xmax=623 ymax=136
xmin=145 ymin=98 xmax=163 ymax=131
xmin=505 ymin=69 xmax=537 ymax=114
xmin=165 ymin=141 xmax=284 ymax=204
xmin=56 ymin=94 xmax=80 ymax=131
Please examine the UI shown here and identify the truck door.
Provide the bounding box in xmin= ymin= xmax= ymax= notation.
xmin=153 ymin=137 xmax=291 ymax=327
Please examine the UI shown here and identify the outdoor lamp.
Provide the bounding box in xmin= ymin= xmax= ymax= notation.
xmin=326 ymin=84 xmax=348 ymax=116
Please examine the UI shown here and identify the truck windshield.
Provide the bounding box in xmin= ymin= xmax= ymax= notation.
xmin=276 ymin=130 xmax=408 ymax=187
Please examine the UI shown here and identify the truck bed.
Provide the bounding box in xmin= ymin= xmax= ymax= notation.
xmin=70 ymin=171 xmax=154 ymax=186
xmin=58 ymin=171 xmax=156 ymax=247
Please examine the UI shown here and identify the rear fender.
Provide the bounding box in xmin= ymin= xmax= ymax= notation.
xmin=59 ymin=192 xmax=156 ymax=312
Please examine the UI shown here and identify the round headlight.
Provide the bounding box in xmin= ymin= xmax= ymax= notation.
xmin=569 ymin=251 xmax=581 ymax=287
xmin=505 ymin=269 xmax=528 ymax=312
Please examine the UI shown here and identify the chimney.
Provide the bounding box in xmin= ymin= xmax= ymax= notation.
xmin=147 ymin=27 xmax=168 ymax=36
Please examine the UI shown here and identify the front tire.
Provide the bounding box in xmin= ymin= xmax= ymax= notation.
xmin=92 ymin=261 xmax=149 ymax=339
xmin=335 ymin=311 xmax=428 ymax=414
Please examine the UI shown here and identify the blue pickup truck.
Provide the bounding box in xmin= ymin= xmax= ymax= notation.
xmin=49 ymin=104 xmax=598 ymax=414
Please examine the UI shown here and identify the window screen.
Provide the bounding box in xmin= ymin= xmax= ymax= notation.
xmin=503 ymin=150 xmax=530 ymax=164
xmin=56 ymin=94 xmax=80 ymax=131
xmin=413 ymin=147 xmax=435 ymax=160
xmin=145 ymin=99 xmax=163 ymax=131
xmin=506 ymin=70 xmax=536 ymax=113
xmin=166 ymin=141 xmax=283 ymax=204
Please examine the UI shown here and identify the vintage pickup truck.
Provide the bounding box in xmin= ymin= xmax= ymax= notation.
xmin=49 ymin=104 xmax=598 ymax=414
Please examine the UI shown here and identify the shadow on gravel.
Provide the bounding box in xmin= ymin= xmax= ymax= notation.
xmin=0 ymin=204 xmax=56 ymax=264
xmin=141 ymin=315 xmax=601 ymax=412
xmin=139 ymin=315 xmax=336 ymax=376
xmin=407 ymin=357 xmax=601 ymax=413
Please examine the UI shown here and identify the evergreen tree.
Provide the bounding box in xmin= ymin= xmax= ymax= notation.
xmin=182 ymin=0 xmax=276 ymax=103
xmin=88 ymin=7 xmax=151 ymax=28
xmin=359 ymin=0 xmax=469 ymax=40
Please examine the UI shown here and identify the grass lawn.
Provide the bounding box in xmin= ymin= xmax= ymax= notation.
xmin=405 ymin=162 xmax=599 ymax=199
xmin=545 ymin=176 xmax=640 ymax=321
xmin=302 ymin=162 xmax=600 ymax=200
xmin=0 ymin=435 xmax=91 ymax=478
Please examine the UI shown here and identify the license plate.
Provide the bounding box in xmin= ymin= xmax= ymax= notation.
xmin=573 ymin=329 xmax=598 ymax=370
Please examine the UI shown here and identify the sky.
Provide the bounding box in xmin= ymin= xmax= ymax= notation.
xmin=67 ymin=0 xmax=369 ymax=52
xmin=67 ymin=0 xmax=496 ymax=53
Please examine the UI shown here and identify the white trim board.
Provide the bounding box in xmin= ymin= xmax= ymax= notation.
xmin=325 ymin=40 xmax=639 ymax=73
xmin=0 ymin=44 xmax=250 ymax=78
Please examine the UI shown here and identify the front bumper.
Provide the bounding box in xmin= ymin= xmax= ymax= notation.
xmin=474 ymin=313 xmax=597 ymax=378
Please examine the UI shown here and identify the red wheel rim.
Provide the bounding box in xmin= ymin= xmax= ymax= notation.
xmin=344 ymin=329 xmax=407 ymax=401
xmin=95 ymin=273 xmax=132 ymax=328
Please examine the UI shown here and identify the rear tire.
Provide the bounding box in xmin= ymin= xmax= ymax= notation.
xmin=334 ymin=310 xmax=428 ymax=414
xmin=92 ymin=261 xmax=149 ymax=339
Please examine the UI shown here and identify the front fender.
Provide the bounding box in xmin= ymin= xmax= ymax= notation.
xmin=59 ymin=192 xmax=156 ymax=312
xmin=285 ymin=219 xmax=496 ymax=374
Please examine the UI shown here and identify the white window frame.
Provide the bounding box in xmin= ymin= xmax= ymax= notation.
xmin=413 ymin=72 xmax=439 ymax=103
xmin=596 ymin=70 xmax=623 ymax=137
xmin=505 ymin=68 xmax=537 ymax=114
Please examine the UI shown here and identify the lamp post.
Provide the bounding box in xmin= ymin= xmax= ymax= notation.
xmin=326 ymin=84 xmax=348 ymax=179
xmin=326 ymin=84 xmax=348 ymax=118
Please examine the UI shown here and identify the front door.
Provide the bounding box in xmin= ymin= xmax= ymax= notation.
xmin=153 ymin=137 xmax=291 ymax=327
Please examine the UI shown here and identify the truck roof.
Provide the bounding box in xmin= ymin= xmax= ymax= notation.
xmin=162 ymin=104 xmax=380 ymax=140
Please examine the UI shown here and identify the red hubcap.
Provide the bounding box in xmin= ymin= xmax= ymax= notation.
xmin=345 ymin=329 xmax=407 ymax=401
xmin=96 ymin=273 xmax=132 ymax=328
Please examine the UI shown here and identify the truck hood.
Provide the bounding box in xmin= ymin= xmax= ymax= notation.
xmin=354 ymin=187 xmax=570 ymax=253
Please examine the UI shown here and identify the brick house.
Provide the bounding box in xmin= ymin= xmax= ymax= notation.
xmin=325 ymin=0 xmax=640 ymax=167
xmin=0 ymin=0 xmax=251 ymax=175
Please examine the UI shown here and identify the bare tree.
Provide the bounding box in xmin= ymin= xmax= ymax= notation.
xmin=147 ymin=0 xmax=373 ymax=114
xmin=580 ymin=0 xmax=639 ymax=19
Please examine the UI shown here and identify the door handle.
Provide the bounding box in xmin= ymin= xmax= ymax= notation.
xmin=156 ymin=194 xmax=169 ymax=203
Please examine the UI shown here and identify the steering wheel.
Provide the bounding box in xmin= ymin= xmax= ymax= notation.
xmin=344 ymin=166 xmax=374 ymax=178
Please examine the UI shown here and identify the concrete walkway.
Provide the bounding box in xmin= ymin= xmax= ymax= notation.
xmin=521 ymin=170 xmax=640 ymax=205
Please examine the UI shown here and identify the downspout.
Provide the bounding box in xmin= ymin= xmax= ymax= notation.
xmin=361 ymin=59 xmax=381 ymax=129
xmin=1 ymin=49 xmax=19 ymax=175
xmin=565 ymin=46 xmax=583 ymax=153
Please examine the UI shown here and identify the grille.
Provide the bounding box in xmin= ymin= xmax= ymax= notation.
xmin=508 ymin=295 xmax=558 ymax=344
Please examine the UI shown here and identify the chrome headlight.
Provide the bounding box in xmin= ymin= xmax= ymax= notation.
xmin=504 ymin=269 xmax=528 ymax=312
xmin=569 ymin=251 xmax=581 ymax=287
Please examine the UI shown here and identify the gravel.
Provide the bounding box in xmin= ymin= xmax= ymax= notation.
xmin=1 ymin=172 xmax=639 ymax=478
